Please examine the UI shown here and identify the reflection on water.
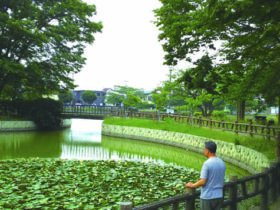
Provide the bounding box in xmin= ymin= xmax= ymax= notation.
xmin=0 ymin=119 xmax=250 ymax=176
xmin=0 ymin=130 xmax=64 ymax=159
xmin=68 ymin=119 xmax=102 ymax=143
xmin=60 ymin=119 xmax=161 ymax=162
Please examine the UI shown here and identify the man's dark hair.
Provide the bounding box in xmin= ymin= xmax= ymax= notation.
xmin=205 ymin=141 xmax=217 ymax=154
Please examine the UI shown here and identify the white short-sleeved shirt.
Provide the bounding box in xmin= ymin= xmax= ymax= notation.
xmin=200 ymin=157 xmax=226 ymax=199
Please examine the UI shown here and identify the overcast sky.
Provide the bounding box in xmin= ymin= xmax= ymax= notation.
xmin=74 ymin=0 xmax=172 ymax=91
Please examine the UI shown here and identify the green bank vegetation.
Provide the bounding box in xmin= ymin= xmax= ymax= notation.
xmin=103 ymin=117 xmax=276 ymax=161
xmin=102 ymin=136 xmax=250 ymax=177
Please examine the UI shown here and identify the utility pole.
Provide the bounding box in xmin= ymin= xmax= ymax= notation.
xmin=168 ymin=68 xmax=172 ymax=109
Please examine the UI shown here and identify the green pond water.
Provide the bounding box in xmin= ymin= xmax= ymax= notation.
xmin=0 ymin=119 xmax=250 ymax=177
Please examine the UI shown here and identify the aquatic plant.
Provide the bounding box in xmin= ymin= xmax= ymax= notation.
xmin=0 ymin=158 xmax=200 ymax=209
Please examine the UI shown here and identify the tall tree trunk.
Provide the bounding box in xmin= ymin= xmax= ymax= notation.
xmin=237 ymin=100 xmax=245 ymax=121
xmin=278 ymin=97 xmax=280 ymax=125
xmin=198 ymin=106 xmax=205 ymax=117
xmin=0 ymin=84 xmax=5 ymax=99
xmin=191 ymin=108 xmax=193 ymax=126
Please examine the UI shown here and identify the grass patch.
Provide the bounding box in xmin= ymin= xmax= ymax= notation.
xmin=103 ymin=117 xmax=276 ymax=161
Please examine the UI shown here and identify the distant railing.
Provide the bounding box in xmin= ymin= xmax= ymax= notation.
xmin=128 ymin=111 xmax=280 ymax=139
xmin=118 ymin=160 xmax=280 ymax=210
xmin=63 ymin=106 xmax=280 ymax=139
xmin=62 ymin=105 xmax=117 ymax=116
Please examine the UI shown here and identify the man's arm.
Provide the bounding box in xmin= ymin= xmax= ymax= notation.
xmin=186 ymin=178 xmax=207 ymax=188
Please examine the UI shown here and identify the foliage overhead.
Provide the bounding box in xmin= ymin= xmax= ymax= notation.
xmin=0 ymin=0 xmax=102 ymax=99
xmin=154 ymin=0 xmax=280 ymax=120
xmin=173 ymin=57 xmax=224 ymax=117
xmin=180 ymin=55 xmax=220 ymax=96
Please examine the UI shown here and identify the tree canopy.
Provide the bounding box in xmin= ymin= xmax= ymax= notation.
xmin=154 ymin=0 xmax=280 ymax=121
xmin=105 ymin=86 xmax=144 ymax=106
xmin=151 ymin=89 xmax=169 ymax=121
xmin=58 ymin=90 xmax=74 ymax=104
xmin=122 ymin=91 xmax=142 ymax=109
xmin=81 ymin=90 xmax=97 ymax=105
xmin=0 ymin=0 xmax=102 ymax=99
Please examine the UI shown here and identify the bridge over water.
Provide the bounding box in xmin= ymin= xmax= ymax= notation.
xmin=62 ymin=105 xmax=119 ymax=119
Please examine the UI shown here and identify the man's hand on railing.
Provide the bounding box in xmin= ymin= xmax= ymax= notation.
xmin=186 ymin=178 xmax=206 ymax=188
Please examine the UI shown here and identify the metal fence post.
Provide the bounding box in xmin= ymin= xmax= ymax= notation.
xmin=269 ymin=161 xmax=278 ymax=204
xmin=260 ymin=167 xmax=269 ymax=210
xmin=185 ymin=188 xmax=196 ymax=210
xmin=266 ymin=124 xmax=270 ymax=141
xmin=276 ymin=161 xmax=280 ymax=197
xmin=229 ymin=175 xmax=238 ymax=210
xmin=276 ymin=132 xmax=280 ymax=161
xmin=234 ymin=121 xmax=238 ymax=134
xmin=120 ymin=202 xmax=133 ymax=210
xmin=249 ymin=119 xmax=253 ymax=136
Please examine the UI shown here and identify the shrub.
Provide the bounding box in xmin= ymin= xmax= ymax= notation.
xmin=233 ymin=138 xmax=240 ymax=145
xmin=224 ymin=110 xmax=230 ymax=115
xmin=180 ymin=111 xmax=189 ymax=115
xmin=28 ymin=98 xmax=63 ymax=130
xmin=211 ymin=110 xmax=226 ymax=119
xmin=165 ymin=116 xmax=175 ymax=124
xmin=0 ymin=100 xmax=31 ymax=119
xmin=194 ymin=112 xmax=202 ymax=116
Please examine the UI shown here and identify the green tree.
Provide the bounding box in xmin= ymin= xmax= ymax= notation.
xmin=58 ymin=90 xmax=74 ymax=104
xmin=0 ymin=0 xmax=102 ymax=99
xmin=160 ymin=68 xmax=188 ymax=107
xmin=122 ymin=91 xmax=142 ymax=109
xmin=184 ymin=93 xmax=212 ymax=126
xmin=81 ymin=91 xmax=97 ymax=105
xmin=105 ymin=91 xmax=125 ymax=106
xmin=105 ymin=86 xmax=144 ymax=106
xmin=151 ymin=89 xmax=169 ymax=121
xmin=154 ymin=0 xmax=280 ymax=122
xmin=177 ymin=55 xmax=224 ymax=117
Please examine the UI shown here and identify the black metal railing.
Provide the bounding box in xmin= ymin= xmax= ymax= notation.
xmin=118 ymin=161 xmax=280 ymax=210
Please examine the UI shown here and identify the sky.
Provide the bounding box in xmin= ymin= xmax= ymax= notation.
xmin=74 ymin=0 xmax=173 ymax=91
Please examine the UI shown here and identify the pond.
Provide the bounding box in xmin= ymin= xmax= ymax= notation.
xmin=0 ymin=119 xmax=250 ymax=177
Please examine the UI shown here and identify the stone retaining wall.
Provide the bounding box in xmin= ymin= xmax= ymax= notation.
xmin=0 ymin=119 xmax=72 ymax=131
xmin=102 ymin=124 xmax=270 ymax=174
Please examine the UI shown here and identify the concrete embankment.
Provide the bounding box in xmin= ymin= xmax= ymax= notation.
xmin=102 ymin=124 xmax=270 ymax=174
xmin=0 ymin=119 xmax=72 ymax=131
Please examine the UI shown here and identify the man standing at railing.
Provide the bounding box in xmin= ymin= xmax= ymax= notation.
xmin=186 ymin=141 xmax=226 ymax=210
